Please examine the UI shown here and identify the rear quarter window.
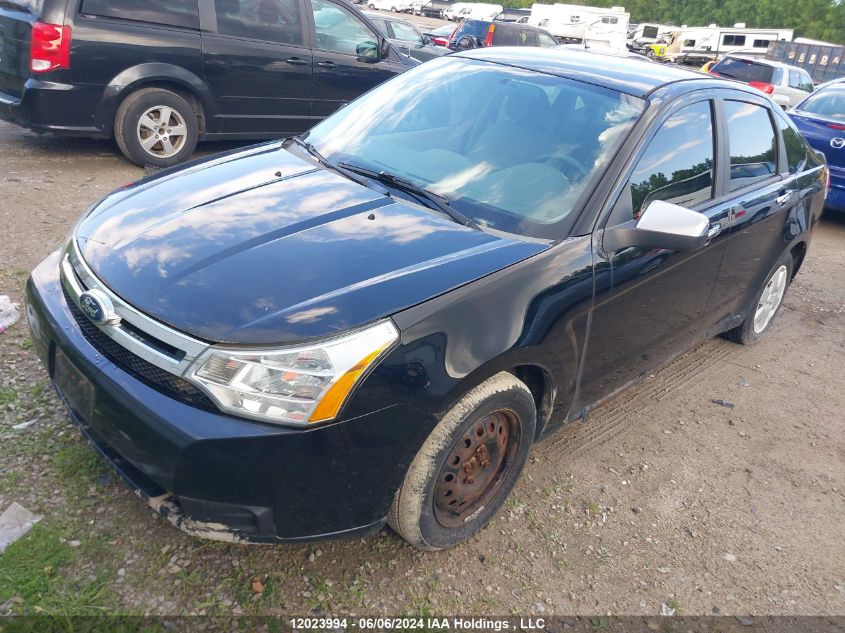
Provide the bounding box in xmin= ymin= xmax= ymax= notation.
xmin=776 ymin=113 xmax=807 ymax=174
xmin=80 ymin=0 xmax=200 ymax=29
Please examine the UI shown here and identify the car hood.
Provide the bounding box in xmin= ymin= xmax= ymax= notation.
xmin=75 ymin=143 xmax=547 ymax=345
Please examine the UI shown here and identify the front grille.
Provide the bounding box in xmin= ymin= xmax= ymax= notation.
xmin=62 ymin=285 xmax=217 ymax=412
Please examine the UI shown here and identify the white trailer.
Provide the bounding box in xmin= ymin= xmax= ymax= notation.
xmin=528 ymin=4 xmax=629 ymax=50
xmin=659 ymin=24 xmax=794 ymax=64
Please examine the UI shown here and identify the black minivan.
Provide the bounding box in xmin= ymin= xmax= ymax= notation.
xmin=0 ymin=0 xmax=415 ymax=166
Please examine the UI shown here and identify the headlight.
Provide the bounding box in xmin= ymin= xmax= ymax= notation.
xmin=187 ymin=320 xmax=399 ymax=427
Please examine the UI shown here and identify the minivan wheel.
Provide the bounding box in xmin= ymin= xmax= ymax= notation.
xmin=388 ymin=372 xmax=536 ymax=550
xmin=723 ymin=252 xmax=793 ymax=345
xmin=114 ymin=88 xmax=199 ymax=168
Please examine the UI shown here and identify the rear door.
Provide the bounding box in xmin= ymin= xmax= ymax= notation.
xmin=201 ymin=0 xmax=312 ymax=136
xmin=307 ymin=0 xmax=399 ymax=120
xmin=705 ymin=93 xmax=816 ymax=325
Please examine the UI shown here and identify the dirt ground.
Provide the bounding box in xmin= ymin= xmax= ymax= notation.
xmin=0 ymin=119 xmax=844 ymax=619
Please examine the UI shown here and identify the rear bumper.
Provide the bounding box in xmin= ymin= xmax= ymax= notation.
xmin=0 ymin=80 xmax=108 ymax=137
xmin=826 ymin=170 xmax=845 ymax=212
xmin=26 ymin=250 xmax=436 ymax=543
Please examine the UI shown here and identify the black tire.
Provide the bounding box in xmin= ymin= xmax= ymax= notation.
xmin=388 ymin=372 xmax=536 ymax=550
xmin=723 ymin=251 xmax=794 ymax=345
xmin=114 ymin=88 xmax=199 ymax=168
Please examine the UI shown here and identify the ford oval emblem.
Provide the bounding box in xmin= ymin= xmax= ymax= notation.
xmin=78 ymin=290 xmax=120 ymax=326
xmin=831 ymin=137 xmax=845 ymax=150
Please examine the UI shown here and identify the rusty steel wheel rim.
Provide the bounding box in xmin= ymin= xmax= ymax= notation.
xmin=433 ymin=409 xmax=521 ymax=528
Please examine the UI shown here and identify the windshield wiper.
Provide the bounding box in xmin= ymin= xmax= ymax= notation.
xmin=338 ymin=162 xmax=479 ymax=230
xmin=283 ymin=137 xmax=376 ymax=189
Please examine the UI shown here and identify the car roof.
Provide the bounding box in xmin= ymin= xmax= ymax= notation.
xmin=455 ymin=46 xmax=710 ymax=98
xmin=462 ymin=19 xmax=548 ymax=33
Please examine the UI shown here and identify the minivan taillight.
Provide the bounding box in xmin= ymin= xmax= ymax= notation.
xmin=484 ymin=24 xmax=495 ymax=46
xmin=30 ymin=22 xmax=71 ymax=73
xmin=748 ymin=81 xmax=774 ymax=95
xmin=827 ymin=122 xmax=845 ymax=131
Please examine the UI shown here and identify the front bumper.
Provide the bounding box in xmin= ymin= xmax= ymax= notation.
xmin=26 ymin=251 xmax=436 ymax=543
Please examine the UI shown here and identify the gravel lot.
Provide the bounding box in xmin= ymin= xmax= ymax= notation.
xmin=0 ymin=115 xmax=844 ymax=619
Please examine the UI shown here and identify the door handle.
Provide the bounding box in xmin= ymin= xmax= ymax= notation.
xmin=707 ymin=223 xmax=721 ymax=239
xmin=317 ymin=61 xmax=337 ymax=68
xmin=286 ymin=57 xmax=310 ymax=65
xmin=776 ymin=191 xmax=792 ymax=205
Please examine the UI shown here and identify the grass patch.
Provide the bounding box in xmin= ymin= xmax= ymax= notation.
xmin=0 ymin=387 xmax=17 ymax=408
xmin=0 ymin=522 xmax=117 ymax=616
xmin=54 ymin=442 xmax=107 ymax=498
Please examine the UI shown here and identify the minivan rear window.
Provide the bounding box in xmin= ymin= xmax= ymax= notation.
xmin=0 ymin=0 xmax=43 ymax=15
xmin=80 ymin=0 xmax=200 ymax=30
xmin=712 ymin=58 xmax=774 ymax=84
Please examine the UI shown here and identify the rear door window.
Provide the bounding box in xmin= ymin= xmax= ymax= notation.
xmin=311 ymin=0 xmax=377 ymax=56
xmin=724 ymin=101 xmax=778 ymax=192
xmin=537 ymin=32 xmax=557 ymax=48
xmin=80 ymin=0 xmax=200 ymax=29
xmin=390 ymin=21 xmax=423 ymax=45
xmin=622 ymin=101 xmax=716 ymax=221
xmin=713 ymin=58 xmax=774 ymax=84
xmin=518 ymin=30 xmax=538 ymax=46
xmin=213 ymin=0 xmax=305 ymax=45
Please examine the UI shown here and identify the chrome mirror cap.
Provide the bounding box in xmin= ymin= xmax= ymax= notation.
xmin=636 ymin=200 xmax=710 ymax=237
xmin=604 ymin=200 xmax=711 ymax=253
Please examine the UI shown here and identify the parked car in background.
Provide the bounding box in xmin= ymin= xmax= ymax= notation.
xmin=423 ymin=23 xmax=456 ymax=47
xmin=364 ymin=12 xmax=448 ymax=62
xmin=443 ymin=2 xmax=471 ymax=20
xmin=366 ymin=0 xmax=413 ymax=11
xmin=419 ymin=0 xmax=453 ymax=18
xmin=709 ymin=56 xmax=814 ymax=108
xmin=28 ymin=48 xmax=826 ymax=550
xmin=0 ymin=0 xmax=416 ymax=167
xmin=493 ymin=7 xmax=530 ymax=22
xmin=789 ymin=78 xmax=845 ymax=212
xmin=449 ymin=19 xmax=558 ymax=50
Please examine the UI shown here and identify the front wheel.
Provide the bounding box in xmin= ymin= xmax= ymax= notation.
xmin=723 ymin=252 xmax=793 ymax=345
xmin=114 ymin=88 xmax=199 ymax=168
xmin=388 ymin=372 xmax=536 ymax=550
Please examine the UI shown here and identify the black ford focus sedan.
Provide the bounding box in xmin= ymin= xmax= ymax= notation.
xmin=26 ymin=48 xmax=827 ymax=550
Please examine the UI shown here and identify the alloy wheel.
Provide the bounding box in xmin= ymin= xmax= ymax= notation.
xmin=753 ymin=264 xmax=788 ymax=333
xmin=136 ymin=106 xmax=188 ymax=159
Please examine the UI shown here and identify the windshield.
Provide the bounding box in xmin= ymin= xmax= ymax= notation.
xmin=305 ymin=56 xmax=644 ymax=238
xmin=712 ymin=58 xmax=774 ymax=83
xmin=798 ymin=84 xmax=845 ymax=121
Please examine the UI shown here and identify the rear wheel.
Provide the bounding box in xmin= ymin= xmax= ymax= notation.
xmin=388 ymin=372 xmax=536 ymax=550
xmin=723 ymin=252 xmax=793 ymax=345
xmin=114 ymin=88 xmax=199 ymax=168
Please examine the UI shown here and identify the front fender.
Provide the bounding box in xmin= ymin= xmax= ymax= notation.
xmin=93 ymin=63 xmax=217 ymax=133
xmin=346 ymin=236 xmax=595 ymax=437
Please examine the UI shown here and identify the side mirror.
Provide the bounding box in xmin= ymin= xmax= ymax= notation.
xmin=423 ymin=35 xmax=431 ymax=45
xmin=356 ymin=40 xmax=380 ymax=60
xmin=604 ymin=200 xmax=711 ymax=253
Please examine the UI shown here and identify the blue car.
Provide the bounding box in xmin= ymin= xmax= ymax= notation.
xmin=789 ymin=78 xmax=845 ymax=212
